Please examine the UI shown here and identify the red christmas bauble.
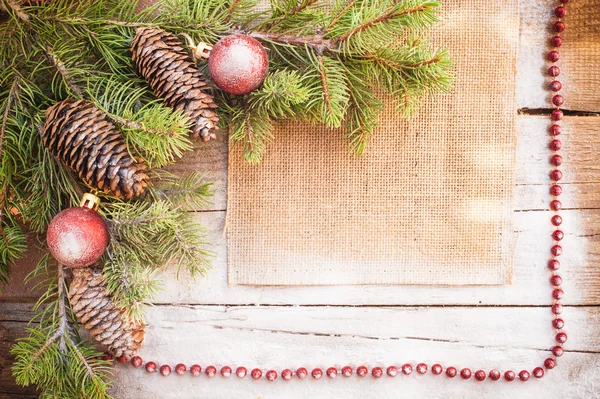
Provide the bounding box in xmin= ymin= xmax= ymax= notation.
xmin=46 ymin=206 xmax=109 ymax=268
xmin=208 ymin=34 xmax=269 ymax=95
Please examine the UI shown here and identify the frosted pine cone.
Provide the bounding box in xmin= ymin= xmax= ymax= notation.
xmin=42 ymin=99 xmax=149 ymax=199
xmin=68 ymin=267 xmax=146 ymax=358
xmin=131 ymin=27 xmax=219 ymax=141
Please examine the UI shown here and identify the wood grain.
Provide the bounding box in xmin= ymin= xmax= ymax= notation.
xmin=517 ymin=0 xmax=600 ymax=112
xmin=109 ymin=304 xmax=600 ymax=399
xmin=1 ymin=1 xmax=600 ymax=398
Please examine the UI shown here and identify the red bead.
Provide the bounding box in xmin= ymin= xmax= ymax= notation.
xmin=550 ymin=140 xmax=562 ymax=151
xmin=432 ymin=364 xmax=443 ymax=375
xmin=551 ymin=215 xmax=563 ymax=227
xmin=251 ymin=368 xmax=262 ymax=379
xmin=371 ymin=367 xmax=383 ymax=378
xmin=101 ymin=353 xmax=113 ymax=361
xmin=552 ymin=304 xmax=563 ymax=314
xmin=281 ymin=369 xmax=293 ymax=380
xmin=556 ymin=332 xmax=568 ymax=343
xmin=552 ymin=109 xmax=564 ymax=121
xmin=160 ymin=365 xmax=171 ymax=376
xmin=489 ymin=369 xmax=501 ymax=381
xmin=221 ymin=366 xmax=232 ymax=378
xmin=553 ymin=289 xmax=565 ymax=300
xmin=208 ymin=34 xmax=269 ymax=95
xmin=560 ymin=0 xmax=570 ymax=3
xmin=551 ymin=275 xmax=563 ymax=287
xmin=533 ymin=367 xmax=545 ymax=379
xmin=551 ymin=171 xmax=563 ymax=183
xmin=518 ymin=370 xmax=530 ymax=381
xmin=549 ymin=80 xmax=562 ymax=91
xmin=548 ymin=51 xmax=560 ymax=62
xmin=550 ymin=185 xmax=562 ymax=196
xmin=551 ymin=155 xmax=563 ymax=167
xmin=130 ymin=356 xmax=142 ymax=368
xmin=544 ymin=358 xmax=557 ymax=369
xmin=555 ymin=6 xmax=566 ymax=17
xmin=175 ymin=363 xmax=186 ymax=375
xmin=460 ymin=368 xmax=472 ymax=380
xmin=117 ymin=356 xmax=128 ymax=364
xmin=553 ymin=230 xmax=564 ymax=241
xmin=190 ymin=364 xmax=202 ymax=376
xmin=312 ymin=368 xmax=323 ymax=380
xmin=504 ymin=370 xmax=515 ymax=381
xmin=551 ymin=245 xmax=563 ymax=256
xmin=550 ymin=200 xmax=562 ymax=211
xmin=551 ymin=36 xmax=563 ymax=47
xmin=342 ymin=366 xmax=353 ymax=377
xmin=553 ymin=318 xmax=565 ymax=329
xmin=235 ymin=366 xmax=247 ymax=378
xmin=475 ymin=370 xmax=486 ymax=381
xmin=548 ymin=66 xmax=560 ymax=77
xmin=386 ymin=366 xmax=398 ymax=377
xmin=296 ymin=367 xmax=308 ymax=379
xmin=46 ymin=206 xmax=109 ymax=268
xmin=145 ymin=361 xmax=157 ymax=373
xmin=446 ymin=367 xmax=457 ymax=378
xmin=551 ymin=170 xmax=563 ymax=182
xmin=402 ymin=364 xmax=413 ymax=375
xmin=552 ymin=345 xmax=564 ymax=357
xmin=356 ymin=366 xmax=368 ymax=377
xmin=554 ymin=21 xmax=565 ymax=33
xmin=205 ymin=365 xmax=217 ymax=378
xmin=326 ymin=367 xmax=337 ymax=379
xmin=266 ymin=370 xmax=277 ymax=381
xmin=553 ymin=95 xmax=565 ymax=107
xmin=416 ymin=363 xmax=428 ymax=374
xmin=548 ymin=259 xmax=561 ymax=270
xmin=550 ymin=124 xmax=562 ymax=136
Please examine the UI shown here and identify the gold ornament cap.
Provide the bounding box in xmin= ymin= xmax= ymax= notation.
xmin=80 ymin=193 xmax=101 ymax=211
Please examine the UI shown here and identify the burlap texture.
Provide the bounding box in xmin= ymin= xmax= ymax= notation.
xmin=227 ymin=0 xmax=518 ymax=286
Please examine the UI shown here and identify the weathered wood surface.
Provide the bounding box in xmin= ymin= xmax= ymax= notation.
xmin=1 ymin=0 xmax=600 ymax=398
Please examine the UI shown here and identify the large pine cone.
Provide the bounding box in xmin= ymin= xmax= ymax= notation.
xmin=68 ymin=267 xmax=146 ymax=358
xmin=131 ymin=27 xmax=219 ymax=141
xmin=42 ymin=99 xmax=149 ymax=199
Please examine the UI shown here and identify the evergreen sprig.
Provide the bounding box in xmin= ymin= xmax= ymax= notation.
xmin=0 ymin=0 xmax=451 ymax=396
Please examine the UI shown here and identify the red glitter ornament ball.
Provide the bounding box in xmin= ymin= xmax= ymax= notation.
xmin=208 ymin=34 xmax=269 ymax=95
xmin=46 ymin=196 xmax=109 ymax=268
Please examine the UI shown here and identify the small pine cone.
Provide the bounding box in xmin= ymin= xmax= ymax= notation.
xmin=42 ymin=99 xmax=149 ymax=199
xmin=131 ymin=27 xmax=219 ymax=141
xmin=68 ymin=267 xmax=146 ymax=359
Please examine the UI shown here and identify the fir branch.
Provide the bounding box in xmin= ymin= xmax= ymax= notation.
xmin=0 ymin=77 xmax=19 ymax=255
xmin=43 ymin=46 xmax=85 ymax=98
xmin=262 ymin=0 xmax=319 ymax=31
xmin=324 ymin=0 xmax=357 ymax=33
xmin=336 ymin=1 xmax=436 ymax=43
xmin=317 ymin=55 xmax=334 ymax=118
xmin=224 ymin=0 xmax=244 ymax=22
xmin=3 ymin=0 xmax=30 ymax=23
xmin=249 ymin=30 xmax=333 ymax=52
xmin=248 ymin=69 xmax=309 ymax=119
xmin=147 ymin=171 xmax=213 ymax=210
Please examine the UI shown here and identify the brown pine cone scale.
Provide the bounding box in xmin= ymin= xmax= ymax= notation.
xmin=42 ymin=99 xmax=149 ymax=199
xmin=68 ymin=267 xmax=145 ymax=359
xmin=131 ymin=27 xmax=219 ymax=141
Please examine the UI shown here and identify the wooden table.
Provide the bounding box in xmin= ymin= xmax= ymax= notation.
xmin=1 ymin=1 xmax=599 ymax=398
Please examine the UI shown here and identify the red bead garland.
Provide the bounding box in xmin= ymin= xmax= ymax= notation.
xmin=116 ymin=0 xmax=568 ymax=385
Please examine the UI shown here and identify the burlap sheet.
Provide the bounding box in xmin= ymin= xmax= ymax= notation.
xmin=227 ymin=0 xmax=518 ymax=286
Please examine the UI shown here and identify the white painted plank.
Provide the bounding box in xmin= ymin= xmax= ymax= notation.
xmin=111 ymin=305 xmax=600 ymax=399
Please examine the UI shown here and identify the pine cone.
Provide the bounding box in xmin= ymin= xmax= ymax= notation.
xmin=68 ymin=267 xmax=146 ymax=359
xmin=42 ymin=99 xmax=149 ymax=200
xmin=131 ymin=27 xmax=219 ymax=141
